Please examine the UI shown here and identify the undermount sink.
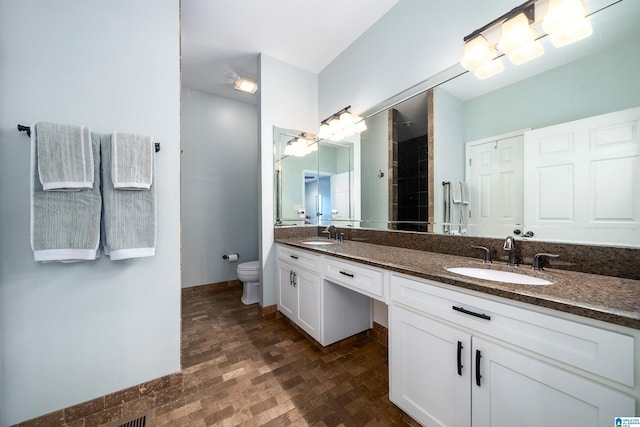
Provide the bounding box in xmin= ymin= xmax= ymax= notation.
xmin=446 ymin=267 xmax=554 ymax=285
xmin=302 ymin=240 xmax=335 ymax=246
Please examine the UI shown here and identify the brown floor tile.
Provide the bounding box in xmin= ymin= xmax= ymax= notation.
xmin=26 ymin=285 xmax=412 ymax=427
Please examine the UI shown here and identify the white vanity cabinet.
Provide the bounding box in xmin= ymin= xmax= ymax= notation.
xmin=276 ymin=244 xmax=372 ymax=346
xmin=277 ymin=245 xmax=322 ymax=341
xmin=390 ymin=273 xmax=636 ymax=427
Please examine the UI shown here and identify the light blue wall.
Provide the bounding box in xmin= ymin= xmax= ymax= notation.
xmin=259 ymin=55 xmax=318 ymax=307
xmin=181 ymin=88 xmax=259 ymax=288
xmin=465 ymin=39 xmax=640 ymax=141
xmin=0 ymin=1 xmax=181 ymax=425
xmin=318 ymin=0 xmax=518 ymax=118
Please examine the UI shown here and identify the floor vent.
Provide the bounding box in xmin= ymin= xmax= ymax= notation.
xmin=114 ymin=413 xmax=147 ymax=427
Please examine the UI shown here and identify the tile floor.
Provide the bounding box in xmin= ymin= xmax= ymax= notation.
xmin=149 ymin=286 xmax=414 ymax=426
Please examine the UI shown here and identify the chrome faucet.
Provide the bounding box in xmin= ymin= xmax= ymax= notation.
xmin=503 ymin=236 xmax=518 ymax=266
xmin=471 ymin=245 xmax=492 ymax=264
xmin=323 ymin=224 xmax=337 ymax=240
xmin=532 ymin=253 xmax=559 ymax=271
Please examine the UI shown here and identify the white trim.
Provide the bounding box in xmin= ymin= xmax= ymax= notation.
xmin=34 ymin=249 xmax=98 ymax=262
xmin=112 ymin=182 xmax=151 ymax=190
xmin=108 ymin=247 xmax=155 ymax=260
xmin=42 ymin=182 xmax=93 ymax=191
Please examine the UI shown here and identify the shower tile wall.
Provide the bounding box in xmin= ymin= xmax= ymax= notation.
xmin=397 ymin=135 xmax=428 ymax=232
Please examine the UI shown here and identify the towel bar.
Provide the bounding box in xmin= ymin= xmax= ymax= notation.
xmin=17 ymin=124 xmax=161 ymax=152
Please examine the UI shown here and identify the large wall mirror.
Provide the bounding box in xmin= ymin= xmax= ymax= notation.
xmin=275 ymin=0 xmax=640 ymax=247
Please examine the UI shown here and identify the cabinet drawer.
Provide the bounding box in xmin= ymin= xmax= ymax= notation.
xmin=277 ymin=245 xmax=321 ymax=271
xmin=391 ymin=273 xmax=635 ymax=387
xmin=324 ymin=257 xmax=387 ymax=302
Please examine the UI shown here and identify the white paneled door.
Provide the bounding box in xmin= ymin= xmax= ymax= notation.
xmin=466 ymin=132 xmax=525 ymax=237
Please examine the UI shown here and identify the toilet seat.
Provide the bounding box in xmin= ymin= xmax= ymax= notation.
xmin=237 ymin=260 xmax=259 ymax=272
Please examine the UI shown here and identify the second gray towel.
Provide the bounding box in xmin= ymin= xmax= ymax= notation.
xmin=100 ymin=134 xmax=157 ymax=260
xmin=111 ymin=131 xmax=154 ymax=190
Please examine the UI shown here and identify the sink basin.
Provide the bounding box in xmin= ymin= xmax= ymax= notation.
xmin=302 ymin=240 xmax=335 ymax=246
xmin=446 ymin=267 xmax=554 ymax=285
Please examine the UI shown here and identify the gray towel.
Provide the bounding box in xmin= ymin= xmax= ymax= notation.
xmin=451 ymin=180 xmax=463 ymax=203
xmin=460 ymin=181 xmax=470 ymax=205
xmin=101 ymin=134 xmax=157 ymax=260
xmin=34 ymin=122 xmax=94 ymax=191
xmin=30 ymin=129 xmax=101 ymax=261
xmin=111 ymin=131 xmax=154 ymax=190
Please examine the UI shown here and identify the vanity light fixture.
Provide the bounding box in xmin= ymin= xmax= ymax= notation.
xmin=317 ymin=106 xmax=367 ymax=141
xmin=460 ymin=0 xmax=592 ymax=79
xmin=233 ymin=76 xmax=258 ymax=94
xmin=284 ymin=134 xmax=317 ymax=157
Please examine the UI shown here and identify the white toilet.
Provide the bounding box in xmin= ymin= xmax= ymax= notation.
xmin=237 ymin=260 xmax=260 ymax=305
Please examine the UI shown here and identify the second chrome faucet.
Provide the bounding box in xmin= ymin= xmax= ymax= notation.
xmin=471 ymin=237 xmax=559 ymax=271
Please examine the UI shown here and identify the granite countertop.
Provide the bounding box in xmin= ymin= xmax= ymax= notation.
xmin=276 ymin=237 xmax=640 ymax=330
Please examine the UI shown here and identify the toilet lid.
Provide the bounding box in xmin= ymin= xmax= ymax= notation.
xmin=237 ymin=260 xmax=259 ymax=272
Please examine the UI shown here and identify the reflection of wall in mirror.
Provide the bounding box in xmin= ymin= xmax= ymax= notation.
xmin=280 ymin=153 xmax=318 ymax=224
xmin=464 ymin=38 xmax=639 ymax=142
xmin=433 ymin=88 xmax=465 ymax=233
xmin=360 ymin=111 xmax=389 ymax=228
xmin=330 ymin=172 xmax=351 ymax=222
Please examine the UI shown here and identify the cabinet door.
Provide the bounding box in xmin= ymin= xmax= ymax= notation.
xmin=472 ymin=337 xmax=635 ymax=427
xmin=294 ymin=267 xmax=321 ymax=340
xmin=277 ymin=262 xmax=296 ymax=319
xmin=390 ymin=305 xmax=471 ymax=427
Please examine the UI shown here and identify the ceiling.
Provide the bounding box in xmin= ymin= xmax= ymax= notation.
xmin=181 ymin=0 xmax=399 ymax=103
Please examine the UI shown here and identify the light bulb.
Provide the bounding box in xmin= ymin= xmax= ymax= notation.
xmin=498 ymin=13 xmax=537 ymax=54
xmin=339 ymin=111 xmax=354 ymax=126
xmin=461 ymin=35 xmax=496 ymax=71
xmin=543 ymin=0 xmax=586 ymax=34
xmin=548 ymin=18 xmax=592 ymax=47
xmin=318 ymin=123 xmax=331 ymax=140
xmin=284 ymin=144 xmax=294 ymax=156
xmin=474 ymin=58 xmax=505 ymax=80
